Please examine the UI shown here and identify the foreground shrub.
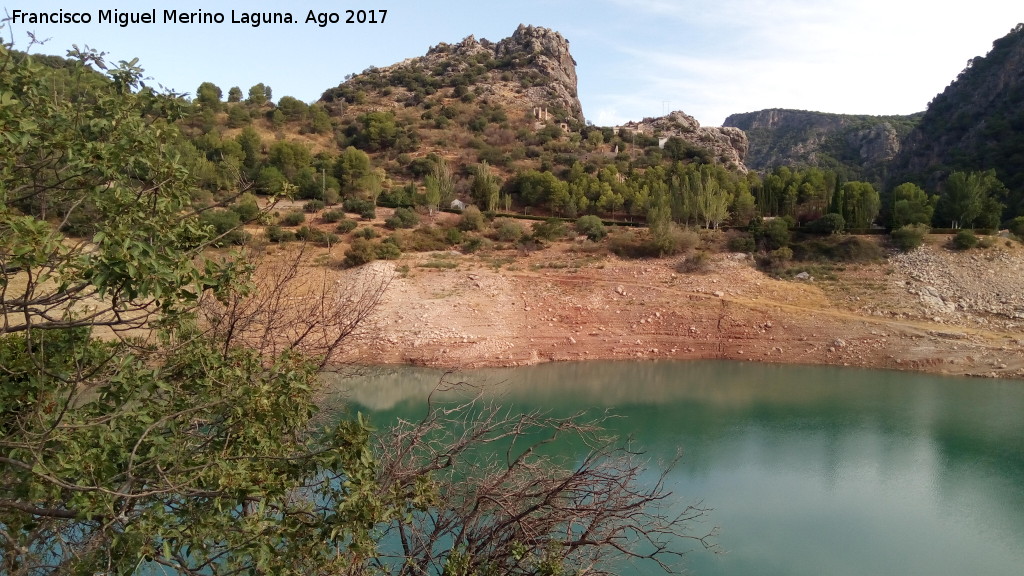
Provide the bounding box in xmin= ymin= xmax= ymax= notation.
xmin=952 ymin=229 xmax=978 ymax=250
xmin=322 ymin=209 xmax=347 ymax=223
xmin=532 ymin=218 xmax=568 ymax=242
xmin=727 ymin=233 xmax=756 ymax=253
xmin=806 ymin=213 xmax=845 ymax=235
xmin=458 ymin=205 xmax=486 ymax=231
xmin=335 ymin=219 xmax=358 ymax=234
xmin=494 ymin=218 xmax=526 ymax=242
xmin=200 ymin=209 xmax=248 ymax=246
xmin=375 ymin=238 xmax=402 ymax=260
xmin=890 ymin=224 xmax=929 ymax=252
xmin=354 ymin=226 xmax=379 ymax=240
xmin=752 ymin=218 xmax=790 ymax=250
xmin=461 ymin=236 xmax=492 ymax=253
xmin=303 ymin=199 xmax=325 ymax=213
xmin=385 ymin=207 xmax=420 ymax=229
xmin=1007 ymin=216 xmax=1024 ymax=239
xmin=575 ymin=215 xmax=606 ymax=241
xmin=265 ymin=224 xmax=295 ymax=242
xmin=280 ymin=211 xmax=305 ymax=226
xmin=677 ymin=250 xmax=712 ymax=273
xmin=342 ymin=238 xmax=378 ymax=267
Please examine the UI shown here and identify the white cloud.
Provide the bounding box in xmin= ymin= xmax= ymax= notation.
xmin=587 ymin=0 xmax=1023 ymax=125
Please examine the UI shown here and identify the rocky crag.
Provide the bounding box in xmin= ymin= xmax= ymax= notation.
xmin=723 ymin=108 xmax=921 ymax=181
xmin=617 ymin=110 xmax=749 ymax=172
xmin=321 ymin=24 xmax=584 ymax=126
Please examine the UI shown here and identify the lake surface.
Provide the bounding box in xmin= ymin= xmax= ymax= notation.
xmin=323 ymin=361 xmax=1024 ymax=576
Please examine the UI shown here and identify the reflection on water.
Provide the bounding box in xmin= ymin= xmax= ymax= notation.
xmin=321 ymin=361 xmax=1024 ymax=576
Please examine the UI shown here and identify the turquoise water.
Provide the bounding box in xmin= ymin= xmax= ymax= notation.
xmin=324 ymin=361 xmax=1024 ymax=576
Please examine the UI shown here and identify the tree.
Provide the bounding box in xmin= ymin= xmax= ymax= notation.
xmin=0 ymin=45 xmax=391 ymax=574
xmin=891 ymin=182 xmax=937 ymax=227
xmin=277 ymin=95 xmax=308 ymax=122
xmin=937 ymin=171 xmax=1005 ymax=229
xmin=246 ymin=82 xmax=269 ymax=106
xmin=371 ymin=391 xmax=716 ymax=575
xmin=470 ymin=161 xmax=500 ymax=212
xmin=838 ymin=181 xmax=880 ymax=229
xmin=195 ymin=81 xmax=223 ymax=110
xmin=730 ymin=182 xmax=757 ymax=227
xmin=334 ymin=146 xmax=372 ymax=195
xmin=575 ymin=215 xmax=606 ymax=241
xmin=227 ymin=85 xmax=243 ymax=103
xmin=424 ymin=157 xmax=455 ymax=213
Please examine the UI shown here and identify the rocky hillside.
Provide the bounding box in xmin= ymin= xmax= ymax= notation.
xmin=320 ymin=24 xmax=584 ymax=127
xmin=891 ymin=23 xmax=1024 ymax=215
xmin=316 ymin=25 xmax=747 ymax=180
xmin=617 ymin=110 xmax=748 ymax=172
xmin=724 ymin=108 xmax=921 ymax=182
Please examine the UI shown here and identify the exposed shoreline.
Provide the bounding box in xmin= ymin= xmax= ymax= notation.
xmin=267 ymin=235 xmax=1024 ymax=381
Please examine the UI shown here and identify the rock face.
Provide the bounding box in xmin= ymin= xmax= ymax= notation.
xmin=891 ymin=23 xmax=1024 ymax=199
xmin=724 ymin=109 xmax=920 ymax=180
xmin=618 ymin=111 xmax=749 ymax=172
xmin=493 ymin=25 xmax=582 ymax=123
xmin=321 ymin=24 xmax=584 ymax=125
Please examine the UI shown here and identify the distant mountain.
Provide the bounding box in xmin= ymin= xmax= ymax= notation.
xmin=723 ymin=108 xmax=921 ymax=183
xmin=891 ymin=23 xmax=1024 ymax=218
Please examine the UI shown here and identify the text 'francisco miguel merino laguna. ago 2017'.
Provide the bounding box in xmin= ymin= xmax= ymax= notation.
xmin=7 ymin=9 xmax=387 ymax=28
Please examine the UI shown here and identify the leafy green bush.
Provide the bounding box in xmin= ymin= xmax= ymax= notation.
xmin=890 ymin=224 xmax=929 ymax=252
xmin=770 ymin=246 xmax=793 ymax=262
xmin=342 ymin=238 xmax=377 ymax=267
xmin=385 ymin=207 xmax=420 ymax=229
xmin=375 ymin=238 xmax=402 ymax=260
xmin=575 ymin=215 xmax=606 ymax=241
xmin=280 ymin=211 xmax=305 ymax=226
xmin=1007 ymin=216 xmax=1024 ymax=238
xmin=399 ymin=226 xmax=448 ymax=252
xmin=806 ymin=213 xmax=845 ymax=234
xmin=354 ymin=226 xmax=379 ymax=240
xmin=343 ymin=196 xmax=375 ymax=218
xmin=303 ymin=200 xmax=325 ymax=213
xmin=532 ymin=218 xmax=568 ymax=242
xmin=294 ymin=226 xmax=340 ymax=246
xmin=494 ymin=218 xmax=526 ymax=242
xmin=200 ymin=209 xmax=248 ymax=246
xmin=727 ymin=233 xmax=756 ymax=252
xmin=458 ymin=205 xmax=486 ymax=231
xmin=231 ymin=193 xmax=261 ymax=222
xmin=322 ymin=209 xmax=347 ymax=223
xmin=953 ymin=229 xmax=979 ymax=250
xmin=752 ymin=218 xmax=790 ymax=250
xmin=444 ymin=227 xmax=464 ymax=245
xmin=460 ymin=236 xmax=492 ymax=253
xmin=264 ymin=225 xmax=295 ymax=243
xmin=335 ymin=219 xmax=358 ymax=234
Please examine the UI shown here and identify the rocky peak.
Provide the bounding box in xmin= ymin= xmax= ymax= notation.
xmin=323 ymin=25 xmax=585 ymax=125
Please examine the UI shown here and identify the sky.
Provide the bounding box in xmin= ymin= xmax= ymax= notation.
xmin=3 ymin=1 xmax=1020 ymax=126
